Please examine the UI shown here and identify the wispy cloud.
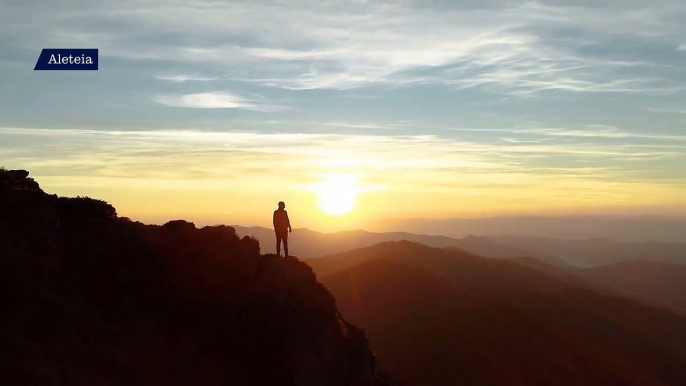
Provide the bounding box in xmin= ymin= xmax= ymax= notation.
xmin=3 ymin=126 xmax=683 ymax=178
xmin=643 ymin=106 xmax=686 ymax=115
xmin=152 ymin=92 xmax=285 ymax=112
xmin=522 ymin=125 xmax=686 ymax=141
xmin=154 ymin=74 xmax=222 ymax=82
xmin=449 ymin=124 xmax=686 ymax=141
xmin=3 ymin=126 xmax=684 ymax=219
xmin=323 ymin=122 xmax=405 ymax=131
xmin=4 ymin=1 xmax=685 ymax=94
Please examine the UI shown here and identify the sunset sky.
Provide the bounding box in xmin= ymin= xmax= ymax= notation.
xmin=1 ymin=0 xmax=685 ymax=231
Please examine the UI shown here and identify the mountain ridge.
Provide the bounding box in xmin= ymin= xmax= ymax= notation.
xmin=311 ymin=242 xmax=686 ymax=385
xmin=377 ymin=215 xmax=686 ymax=243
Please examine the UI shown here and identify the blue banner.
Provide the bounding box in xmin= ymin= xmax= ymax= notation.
xmin=34 ymin=49 xmax=98 ymax=70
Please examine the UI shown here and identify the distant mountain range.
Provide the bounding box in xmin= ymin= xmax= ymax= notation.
xmin=235 ymin=226 xmax=686 ymax=313
xmin=375 ymin=215 xmax=686 ymax=242
xmin=307 ymin=242 xmax=686 ymax=385
xmin=232 ymin=225 xmax=686 ymax=267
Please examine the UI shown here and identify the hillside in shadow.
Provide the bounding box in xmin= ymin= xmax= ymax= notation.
xmin=582 ymin=261 xmax=686 ymax=313
xmin=312 ymin=242 xmax=686 ymax=386
xmin=0 ymin=169 xmax=383 ymax=385
xmin=497 ymin=256 xmax=686 ymax=314
xmin=241 ymin=226 xmax=686 ymax=314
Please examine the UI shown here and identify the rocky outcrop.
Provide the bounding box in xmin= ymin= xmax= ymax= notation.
xmin=0 ymin=168 xmax=38 ymax=191
xmin=0 ymin=169 xmax=384 ymax=385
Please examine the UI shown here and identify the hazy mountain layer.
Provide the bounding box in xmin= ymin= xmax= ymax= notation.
xmin=239 ymin=226 xmax=686 ymax=313
xmin=377 ymin=216 xmax=686 ymax=243
xmin=234 ymin=226 xmax=686 ymax=267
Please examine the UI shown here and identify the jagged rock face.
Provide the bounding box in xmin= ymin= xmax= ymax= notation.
xmin=0 ymin=169 xmax=382 ymax=385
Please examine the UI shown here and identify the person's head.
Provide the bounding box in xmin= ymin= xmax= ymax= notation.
xmin=278 ymin=201 xmax=285 ymax=210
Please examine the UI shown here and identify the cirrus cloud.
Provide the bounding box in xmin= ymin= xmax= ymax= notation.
xmin=3 ymin=1 xmax=685 ymax=94
xmin=152 ymin=91 xmax=286 ymax=112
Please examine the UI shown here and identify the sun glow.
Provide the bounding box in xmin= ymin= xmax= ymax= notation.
xmin=311 ymin=174 xmax=361 ymax=216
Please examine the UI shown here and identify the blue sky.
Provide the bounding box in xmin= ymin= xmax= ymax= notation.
xmin=1 ymin=0 xmax=685 ymax=229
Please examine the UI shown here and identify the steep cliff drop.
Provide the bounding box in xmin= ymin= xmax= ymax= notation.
xmin=0 ymin=169 xmax=385 ymax=385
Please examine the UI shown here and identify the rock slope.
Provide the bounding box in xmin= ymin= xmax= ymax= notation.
xmin=0 ymin=169 xmax=383 ymax=385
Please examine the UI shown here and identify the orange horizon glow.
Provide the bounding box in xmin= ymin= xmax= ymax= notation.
xmin=32 ymin=171 xmax=686 ymax=234
xmin=5 ymin=129 xmax=686 ymax=234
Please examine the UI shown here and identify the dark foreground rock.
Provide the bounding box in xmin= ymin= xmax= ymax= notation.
xmin=0 ymin=169 xmax=384 ymax=385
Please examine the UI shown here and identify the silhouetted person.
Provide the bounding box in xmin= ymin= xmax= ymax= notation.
xmin=273 ymin=201 xmax=292 ymax=257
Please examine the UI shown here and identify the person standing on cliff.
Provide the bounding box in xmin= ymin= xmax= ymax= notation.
xmin=273 ymin=201 xmax=292 ymax=257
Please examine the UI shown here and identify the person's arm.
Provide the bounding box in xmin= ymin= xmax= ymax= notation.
xmin=286 ymin=212 xmax=292 ymax=232
xmin=273 ymin=211 xmax=277 ymax=230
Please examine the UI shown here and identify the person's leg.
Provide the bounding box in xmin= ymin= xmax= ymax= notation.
xmin=275 ymin=232 xmax=282 ymax=256
xmin=283 ymin=232 xmax=289 ymax=257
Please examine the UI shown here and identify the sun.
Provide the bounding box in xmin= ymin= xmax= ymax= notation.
xmin=312 ymin=174 xmax=360 ymax=216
